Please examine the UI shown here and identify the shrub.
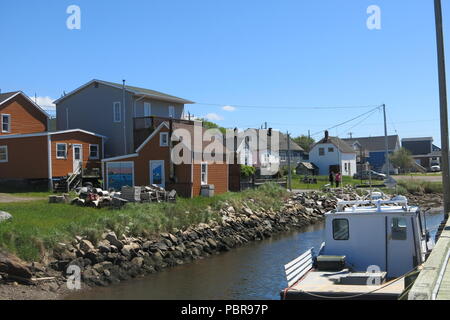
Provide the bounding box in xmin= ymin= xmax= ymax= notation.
xmin=240 ymin=165 xmax=256 ymax=178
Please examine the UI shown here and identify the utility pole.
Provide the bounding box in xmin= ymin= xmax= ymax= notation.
xmin=382 ymin=104 xmax=390 ymax=180
xmin=435 ymin=0 xmax=450 ymax=219
xmin=287 ymin=131 xmax=292 ymax=191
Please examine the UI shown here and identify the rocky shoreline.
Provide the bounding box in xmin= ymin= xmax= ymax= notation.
xmin=0 ymin=189 xmax=443 ymax=300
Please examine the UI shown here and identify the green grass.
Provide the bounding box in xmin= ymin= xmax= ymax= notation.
xmin=0 ymin=183 xmax=288 ymax=261
xmin=396 ymin=180 xmax=443 ymax=194
xmin=290 ymin=175 xmax=368 ymax=190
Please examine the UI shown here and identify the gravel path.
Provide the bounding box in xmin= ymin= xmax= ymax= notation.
xmin=0 ymin=193 xmax=44 ymax=203
xmin=395 ymin=175 xmax=442 ymax=182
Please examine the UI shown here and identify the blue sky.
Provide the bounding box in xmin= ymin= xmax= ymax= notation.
xmin=1 ymin=0 xmax=449 ymax=146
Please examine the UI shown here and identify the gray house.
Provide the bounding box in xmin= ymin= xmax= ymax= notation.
xmin=54 ymin=79 xmax=194 ymax=157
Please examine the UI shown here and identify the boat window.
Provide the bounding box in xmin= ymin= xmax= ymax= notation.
xmin=333 ymin=219 xmax=349 ymax=240
xmin=391 ymin=217 xmax=407 ymax=240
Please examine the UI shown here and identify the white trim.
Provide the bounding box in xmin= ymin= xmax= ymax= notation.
xmin=53 ymin=79 xmax=194 ymax=105
xmin=149 ymin=160 xmax=166 ymax=188
xmin=102 ymin=153 xmax=138 ymax=162
xmin=0 ymin=129 xmax=107 ymax=140
xmin=105 ymin=161 xmax=135 ymax=190
xmin=135 ymin=122 xmax=170 ymax=152
xmin=56 ymin=143 xmax=68 ymax=159
xmin=201 ymin=161 xmax=208 ymax=185
xmin=0 ymin=145 xmax=8 ymax=163
xmin=47 ymin=135 xmax=52 ymax=182
xmin=1 ymin=114 xmax=11 ymax=133
xmin=89 ymin=144 xmax=100 ymax=159
xmin=160 ymin=132 xmax=169 ymax=147
xmin=113 ymin=101 xmax=122 ymax=123
xmin=0 ymin=91 xmax=50 ymax=119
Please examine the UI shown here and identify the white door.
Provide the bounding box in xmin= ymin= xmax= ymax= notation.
xmin=73 ymin=144 xmax=83 ymax=173
xmin=149 ymin=160 xmax=165 ymax=187
xmin=386 ymin=216 xmax=414 ymax=277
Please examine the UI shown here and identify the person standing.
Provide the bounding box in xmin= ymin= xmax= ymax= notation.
xmin=335 ymin=172 xmax=341 ymax=188
xmin=329 ymin=171 xmax=334 ymax=187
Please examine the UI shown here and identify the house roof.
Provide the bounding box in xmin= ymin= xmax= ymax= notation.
xmin=342 ymin=135 xmax=399 ymax=152
xmin=314 ymin=136 xmax=356 ymax=153
xmin=0 ymin=91 xmax=50 ymax=119
xmin=0 ymin=128 xmax=107 ymax=140
xmin=279 ymin=132 xmax=304 ymax=152
xmin=54 ymin=79 xmax=195 ymax=105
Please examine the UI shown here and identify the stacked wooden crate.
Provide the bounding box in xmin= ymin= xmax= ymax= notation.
xmin=121 ymin=186 xmax=142 ymax=202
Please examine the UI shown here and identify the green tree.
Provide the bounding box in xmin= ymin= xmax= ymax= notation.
xmin=293 ymin=135 xmax=315 ymax=152
xmin=390 ymin=148 xmax=414 ymax=173
xmin=200 ymin=119 xmax=227 ymax=134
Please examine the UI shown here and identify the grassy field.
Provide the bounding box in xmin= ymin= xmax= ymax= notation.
xmin=396 ymin=180 xmax=443 ymax=194
xmin=290 ymin=175 xmax=369 ymax=190
xmin=0 ymin=183 xmax=288 ymax=261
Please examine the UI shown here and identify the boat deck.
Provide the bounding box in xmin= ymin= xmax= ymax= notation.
xmin=282 ymin=269 xmax=405 ymax=300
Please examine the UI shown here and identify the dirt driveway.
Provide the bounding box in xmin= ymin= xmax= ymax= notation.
xmin=394 ymin=174 xmax=442 ymax=183
xmin=0 ymin=193 xmax=43 ymax=203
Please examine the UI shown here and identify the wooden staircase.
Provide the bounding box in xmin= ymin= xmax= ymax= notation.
xmin=53 ymin=165 xmax=82 ymax=193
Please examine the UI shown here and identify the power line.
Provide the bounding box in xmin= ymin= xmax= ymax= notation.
xmin=310 ymin=106 xmax=382 ymax=137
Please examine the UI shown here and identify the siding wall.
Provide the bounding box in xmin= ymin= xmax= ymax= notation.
xmin=0 ymin=95 xmax=48 ymax=135
xmin=51 ymin=132 xmax=103 ymax=177
xmin=0 ymin=136 xmax=48 ymax=179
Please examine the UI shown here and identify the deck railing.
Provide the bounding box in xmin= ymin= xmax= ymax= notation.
xmin=284 ymin=248 xmax=314 ymax=287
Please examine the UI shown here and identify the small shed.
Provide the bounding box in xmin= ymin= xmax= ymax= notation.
xmin=296 ymin=162 xmax=319 ymax=176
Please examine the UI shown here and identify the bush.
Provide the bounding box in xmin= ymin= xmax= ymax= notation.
xmin=240 ymin=165 xmax=256 ymax=178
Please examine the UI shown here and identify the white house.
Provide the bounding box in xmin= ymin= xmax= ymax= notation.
xmin=309 ymin=132 xmax=357 ymax=176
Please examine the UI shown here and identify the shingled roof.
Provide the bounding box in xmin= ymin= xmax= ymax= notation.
xmin=314 ymin=136 xmax=356 ymax=153
xmin=0 ymin=91 xmax=20 ymax=105
xmin=343 ymin=135 xmax=400 ymax=152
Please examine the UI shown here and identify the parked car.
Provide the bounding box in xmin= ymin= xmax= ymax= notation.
xmin=430 ymin=165 xmax=441 ymax=172
xmin=353 ymin=170 xmax=386 ymax=181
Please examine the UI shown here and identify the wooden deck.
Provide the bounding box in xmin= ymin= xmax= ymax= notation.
xmin=282 ymin=269 xmax=405 ymax=300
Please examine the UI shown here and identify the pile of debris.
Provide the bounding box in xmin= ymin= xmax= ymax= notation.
xmin=50 ymin=184 xmax=177 ymax=209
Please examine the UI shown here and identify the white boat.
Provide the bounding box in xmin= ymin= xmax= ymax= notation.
xmin=281 ymin=196 xmax=434 ymax=300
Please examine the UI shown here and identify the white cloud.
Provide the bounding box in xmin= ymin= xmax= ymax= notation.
xmin=28 ymin=96 xmax=56 ymax=110
xmin=222 ymin=105 xmax=236 ymax=112
xmin=204 ymin=113 xmax=224 ymax=121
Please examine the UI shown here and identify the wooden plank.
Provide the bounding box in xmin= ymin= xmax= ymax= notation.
xmin=288 ymin=262 xmax=313 ymax=287
xmin=286 ymin=253 xmax=312 ymax=276
xmin=285 ymin=248 xmax=313 ymax=270
xmin=287 ymin=259 xmax=313 ymax=282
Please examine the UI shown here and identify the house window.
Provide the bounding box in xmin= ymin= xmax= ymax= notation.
xmin=144 ymin=102 xmax=151 ymax=117
xmin=89 ymin=144 xmax=99 ymax=159
xmin=344 ymin=163 xmax=348 ymax=172
xmin=333 ymin=219 xmax=349 ymax=240
xmin=113 ymin=102 xmax=122 ymax=123
xmin=391 ymin=217 xmax=407 ymax=240
xmin=280 ymin=151 xmax=287 ymax=161
xmin=56 ymin=143 xmax=67 ymax=159
xmin=160 ymin=132 xmax=169 ymax=147
xmin=319 ymin=148 xmax=325 ymax=156
xmin=328 ymin=147 xmax=334 ymax=153
xmin=1 ymin=114 xmax=11 ymax=133
xmin=201 ymin=162 xmax=208 ymax=185
xmin=0 ymin=146 xmax=7 ymax=162
xmin=168 ymin=105 xmax=175 ymax=118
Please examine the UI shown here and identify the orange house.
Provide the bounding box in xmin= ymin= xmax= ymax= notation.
xmin=0 ymin=129 xmax=106 ymax=187
xmin=102 ymin=121 xmax=229 ymax=197
xmin=0 ymin=91 xmax=49 ymax=135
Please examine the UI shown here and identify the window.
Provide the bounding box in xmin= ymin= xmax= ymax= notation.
xmin=280 ymin=151 xmax=287 ymax=161
xmin=344 ymin=163 xmax=348 ymax=172
xmin=201 ymin=162 xmax=208 ymax=185
xmin=113 ymin=102 xmax=121 ymax=123
xmin=144 ymin=102 xmax=151 ymax=117
xmin=89 ymin=144 xmax=99 ymax=159
xmin=333 ymin=219 xmax=349 ymax=240
xmin=319 ymin=148 xmax=325 ymax=156
xmin=56 ymin=143 xmax=67 ymax=159
xmin=160 ymin=132 xmax=169 ymax=147
xmin=328 ymin=147 xmax=334 ymax=153
xmin=1 ymin=114 xmax=10 ymax=133
xmin=0 ymin=146 xmax=7 ymax=162
xmin=391 ymin=217 xmax=407 ymax=240
xmin=168 ymin=105 xmax=175 ymax=118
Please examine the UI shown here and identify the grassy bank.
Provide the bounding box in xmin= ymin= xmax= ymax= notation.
xmin=291 ymin=175 xmax=364 ymax=190
xmin=396 ymin=180 xmax=443 ymax=195
xmin=0 ymin=184 xmax=288 ymax=261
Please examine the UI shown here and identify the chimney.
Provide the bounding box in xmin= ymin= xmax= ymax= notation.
xmin=325 ymin=130 xmax=329 ymax=141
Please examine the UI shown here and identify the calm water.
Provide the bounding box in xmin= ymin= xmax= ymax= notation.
xmin=68 ymin=212 xmax=445 ymax=300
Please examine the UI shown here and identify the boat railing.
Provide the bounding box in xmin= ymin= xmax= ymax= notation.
xmin=284 ymin=248 xmax=314 ymax=287
xmin=336 ymin=199 xmax=409 ymax=212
